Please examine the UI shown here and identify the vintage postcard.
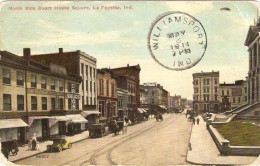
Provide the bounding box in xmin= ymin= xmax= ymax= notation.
xmin=0 ymin=0 xmax=259 ymax=165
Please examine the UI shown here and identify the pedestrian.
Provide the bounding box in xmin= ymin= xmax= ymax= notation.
xmin=193 ymin=117 xmax=196 ymax=125
xmin=32 ymin=133 xmax=37 ymax=150
xmin=197 ymin=118 xmax=200 ymax=125
xmin=123 ymin=117 xmax=129 ymax=134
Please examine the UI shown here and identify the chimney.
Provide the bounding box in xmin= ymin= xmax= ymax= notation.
xmin=59 ymin=48 xmax=63 ymax=53
xmin=23 ymin=48 xmax=31 ymax=61
xmin=127 ymin=64 xmax=129 ymax=67
xmin=212 ymin=70 xmax=214 ymax=72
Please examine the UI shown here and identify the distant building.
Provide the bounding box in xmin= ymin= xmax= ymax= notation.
xmin=169 ymin=95 xmax=182 ymax=109
xmin=219 ymin=80 xmax=248 ymax=111
xmin=139 ymin=85 xmax=148 ymax=104
xmin=141 ymin=82 xmax=168 ymax=107
xmin=110 ymin=64 xmax=141 ymax=119
xmin=162 ymin=89 xmax=169 ymax=107
xmin=180 ymin=98 xmax=188 ymax=108
xmin=97 ymin=68 xmax=117 ymax=119
xmin=193 ymin=71 xmax=219 ymax=113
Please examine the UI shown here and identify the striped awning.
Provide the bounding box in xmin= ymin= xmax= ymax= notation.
xmin=67 ymin=114 xmax=88 ymax=123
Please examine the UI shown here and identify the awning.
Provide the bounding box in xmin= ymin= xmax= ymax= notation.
xmin=54 ymin=116 xmax=71 ymax=121
xmin=0 ymin=118 xmax=28 ymax=129
xmin=142 ymin=108 xmax=147 ymax=113
xmin=137 ymin=108 xmax=144 ymax=113
xmin=28 ymin=116 xmax=51 ymax=126
xmin=81 ymin=111 xmax=101 ymax=118
xmin=67 ymin=114 xmax=88 ymax=123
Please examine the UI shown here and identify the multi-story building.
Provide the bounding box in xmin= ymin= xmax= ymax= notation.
xmin=193 ymin=71 xmax=219 ymax=113
xmin=97 ymin=68 xmax=117 ymax=119
xmin=141 ymin=82 xmax=169 ymax=107
xmin=219 ymin=80 xmax=248 ymax=111
xmin=111 ymin=64 xmax=141 ymax=119
xmin=170 ymin=95 xmax=182 ymax=108
xmin=111 ymin=64 xmax=141 ymax=105
xmin=180 ymin=98 xmax=188 ymax=108
xmin=30 ymin=48 xmax=97 ymax=109
xmin=162 ymin=89 xmax=169 ymax=108
xmin=139 ymin=85 xmax=148 ymax=104
xmin=117 ymin=88 xmax=128 ymax=120
xmin=142 ymin=82 xmax=162 ymax=105
xmin=0 ymin=49 xmax=84 ymax=143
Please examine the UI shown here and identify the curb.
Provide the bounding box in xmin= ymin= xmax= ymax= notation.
xmin=185 ymin=120 xmax=194 ymax=165
xmin=11 ymin=137 xmax=89 ymax=163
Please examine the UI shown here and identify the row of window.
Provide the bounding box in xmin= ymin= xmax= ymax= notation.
xmin=3 ymin=68 xmax=79 ymax=92
xmin=81 ymin=63 xmax=96 ymax=79
xmin=128 ymin=83 xmax=136 ymax=93
xmin=81 ymin=96 xmax=96 ymax=106
xmin=2 ymin=94 xmax=79 ymax=111
xmin=82 ymin=80 xmax=96 ymax=93
xmin=193 ymin=78 xmax=218 ymax=85
xmin=98 ymin=79 xmax=116 ymax=97
xmin=194 ymin=87 xmax=218 ymax=94
xmin=3 ymin=69 xmax=24 ymax=86
xmin=222 ymin=96 xmax=247 ymax=103
xmin=98 ymin=100 xmax=116 ymax=117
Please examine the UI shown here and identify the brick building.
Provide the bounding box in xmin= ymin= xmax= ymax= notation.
xmin=111 ymin=64 xmax=141 ymax=119
xmin=97 ymin=68 xmax=117 ymax=119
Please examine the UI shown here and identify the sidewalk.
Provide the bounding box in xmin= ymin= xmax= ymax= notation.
xmin=9 ymin=131 xmax=89 ymax=163
xmin=187 ymin=116 xmax=257 ymax=165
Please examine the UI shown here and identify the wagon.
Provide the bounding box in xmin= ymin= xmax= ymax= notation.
xmin=89 ymin=123 xmax=108 ymax=138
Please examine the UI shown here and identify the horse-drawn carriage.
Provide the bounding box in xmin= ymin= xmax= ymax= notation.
xmin=107 ymin=119 xmax=124 ymax=135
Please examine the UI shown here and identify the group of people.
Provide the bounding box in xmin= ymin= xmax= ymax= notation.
xmin=186 ymin=113 xmax=200 ymax=125
xmin=28 ymin=133 xmax=39 ymax=151
xmin=192 ymin=117 xmax=200 ymax=125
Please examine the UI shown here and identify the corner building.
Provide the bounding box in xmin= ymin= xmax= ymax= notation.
xmin=193 ymin=71 xmax=219 ymax=114
xmin=0 ymin=49 xmax=83 ymax=143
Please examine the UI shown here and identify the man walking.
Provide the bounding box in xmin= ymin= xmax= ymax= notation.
xmin=197 ymin=117 xmax=200 ymax=125
xmin=123 ymin=117 xmax=129 ymax=134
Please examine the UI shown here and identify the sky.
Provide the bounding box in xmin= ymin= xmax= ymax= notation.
xmin=0 ymin=1 xmax=258 ymax=100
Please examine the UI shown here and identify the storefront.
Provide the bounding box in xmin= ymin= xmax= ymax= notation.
xmin=29 ymin=116 xmax=71 ymax=140
xmin=0 ymin=119 xmax=28 ymax=143
xmin=66 ymin=114 xmax=88 ymax=135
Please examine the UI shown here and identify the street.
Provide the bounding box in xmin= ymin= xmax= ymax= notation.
xmin=15 ymin=113 xmax=192 ymax=165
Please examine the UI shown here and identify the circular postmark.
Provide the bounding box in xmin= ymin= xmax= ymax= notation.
xmin=148 ymin=11 xmax=207 ymax=71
